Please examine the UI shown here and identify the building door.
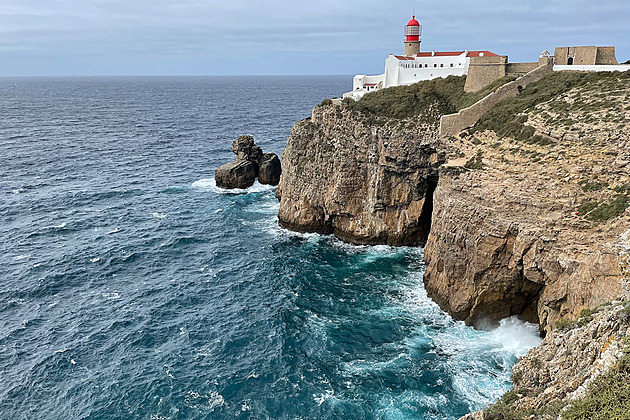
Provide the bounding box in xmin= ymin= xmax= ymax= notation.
xmin=567 ymin=57 xmax=573 ymax=65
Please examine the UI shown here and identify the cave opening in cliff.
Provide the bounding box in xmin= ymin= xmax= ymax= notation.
xmin=518 ymin=277 xmax=543 ymax=331
xmin=418 ymin=175 xmax=438 ymax=246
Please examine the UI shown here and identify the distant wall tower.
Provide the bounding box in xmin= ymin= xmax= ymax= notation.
xmin=404 ymin=16 xmax=422 ymax=56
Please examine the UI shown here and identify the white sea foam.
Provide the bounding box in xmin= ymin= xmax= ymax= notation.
xmin=150 ymin=212 xmax=167 ymax=219
xmin=341 ymin=273 xmax=542 ymax=413
xmin=14 ymin=255 xmax=30 ymax=260
xmin=191 ymin=178 xmax=276 ymax=195
xmin=484 ymin=316 xmax=542 ymax=357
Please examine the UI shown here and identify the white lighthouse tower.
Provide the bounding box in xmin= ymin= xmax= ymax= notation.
xmin=404 ymin=16 xmax=422 ymax=56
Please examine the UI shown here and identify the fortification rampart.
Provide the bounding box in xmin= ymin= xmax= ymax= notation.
xmin=554 ymin=46 xmax=618 ymax=65
xmin=440 ymin=62 xmax=553 ymax=137
xmin=506 ymin=62 xmax=538 ymax=74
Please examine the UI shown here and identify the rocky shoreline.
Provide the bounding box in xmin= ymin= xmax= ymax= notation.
xmin=274 ymin=71 xmax=630 ymax=417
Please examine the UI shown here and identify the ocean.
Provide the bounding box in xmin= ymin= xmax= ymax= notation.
xmin=0 ymin=76 xmax=541 ymax=419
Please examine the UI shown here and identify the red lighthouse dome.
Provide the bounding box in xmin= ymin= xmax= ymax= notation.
xmin=405 ymin=15 xmax=421 ymax=41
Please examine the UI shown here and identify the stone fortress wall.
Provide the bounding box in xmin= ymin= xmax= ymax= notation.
xmin=554 ymin=46 xmax=618 ymax=65
xmin=464 ymin=56 xmax=540 ymax=93
xmin=441 ymin=57 xmax=554 ymax=136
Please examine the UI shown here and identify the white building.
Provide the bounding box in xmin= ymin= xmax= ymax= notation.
xmin=344 ymin=16 xmax=499 ymax=100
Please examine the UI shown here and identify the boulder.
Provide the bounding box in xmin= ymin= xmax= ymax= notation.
xmin=215 ymin=160 xmax=256 ymax=189
xmin=258 ymin=153 xmax=282 ymax=185
xmin=231 ymin=135 xmax=262 ymax=167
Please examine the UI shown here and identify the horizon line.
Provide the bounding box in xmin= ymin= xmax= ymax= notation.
xmin=0 ymin=74 xmax=355 ymax=78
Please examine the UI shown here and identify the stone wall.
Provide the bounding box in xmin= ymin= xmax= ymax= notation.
xmin=555 ymin=46 xmax=618 ymax=65
xmin=506 ymin=62 xmax=538 ymax=75
xmin=596 ymin=46 xmax=619 ymax=64
xmin=463 ymin=56 xmax=507 ymax=93
xmin=440 ymin=63 xmax=553 ymax=137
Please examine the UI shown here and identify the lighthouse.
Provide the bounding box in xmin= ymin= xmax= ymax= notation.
xmin=404 ymin=15 xmax=422 ymax=56
xmin=343 ymin=15 xmax=500 ymax=100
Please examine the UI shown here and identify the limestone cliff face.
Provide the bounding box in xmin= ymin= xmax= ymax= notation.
xmin=424 ymin=141 xmax=627 ymax=331
xmin=424 ymin=76 xmax=630 ymax=333
xmin=278 ymin=73 xmax=629 ymax=334
xmin=460 ymin=301 xmax=630 ymax=419
xmin=277 ymin=105 xmax=443 ymax=245
xmin=511 ymin=302 xmax=629 ymax=410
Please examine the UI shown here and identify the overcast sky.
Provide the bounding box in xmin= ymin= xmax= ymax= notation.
xmin=1 ymin=0 xmax=629 ymax=76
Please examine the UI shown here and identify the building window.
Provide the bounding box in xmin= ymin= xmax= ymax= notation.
xmin=450 ymin=63 xmax=453 ymax=67
xmin=434 ymin=64 xmax=437 ymax=68
xmin=440 ymin=63 xmax=444 ymax=67
xmin=424 ymin=64 xmax=428 ymax=68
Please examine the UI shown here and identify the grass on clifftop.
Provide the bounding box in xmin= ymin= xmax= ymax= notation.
xmin=345 ymin=74 xmax=517 ymax=122
xmin=473 ymin=70 xmax=630 ymax=144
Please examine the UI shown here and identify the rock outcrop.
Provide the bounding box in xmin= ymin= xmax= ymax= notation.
xmin=215 ymin=135 xmax=281 ymax=189
xmin=215 ymin=160 xmax=257 ymax=189
xmin=424 ymin=73 xmax=630 ymax=333
xmin=276 ymin=70 xmax=630 ymax=419
xmin=467 ymin=302 xmax=630 ymax=419
xmin=512 ymin=303 xmax=629 ymax=409
xmin=258 ymin=153 xmax=282 ymax=186
xmin=277 ymin=105 xmax=443 ymax=245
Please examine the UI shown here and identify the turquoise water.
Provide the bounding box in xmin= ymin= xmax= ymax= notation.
xmin=0 ymin=76 xmax=540 ymax=419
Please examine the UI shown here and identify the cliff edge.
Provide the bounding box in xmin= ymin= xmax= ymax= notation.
xmin=279 ymin=71 xmax=630 ymax=333
xmin=278 ymin=70 xmax=630 ymax=415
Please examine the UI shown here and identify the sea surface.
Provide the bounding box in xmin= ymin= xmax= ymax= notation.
xmin=0 ymin=76 xmax=541 ymax=420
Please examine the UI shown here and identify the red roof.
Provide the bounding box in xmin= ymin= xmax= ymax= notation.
xmin=394 ymin=50 xmax=499 ymax=60
xmin=407 ymin=15 xmax=420 ymax=26
xmin=466 ymin=50 xmax=499 ymax=57
xmin=363 ymin=83 xmax=377 ymax=86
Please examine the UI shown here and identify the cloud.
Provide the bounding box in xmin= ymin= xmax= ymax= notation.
xmin=0 ymin=0 xmax=628 ymax=75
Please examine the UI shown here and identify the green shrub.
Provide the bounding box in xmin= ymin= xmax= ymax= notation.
xmin=585 ymin=194 xmax=629 ymax=222
xmin=578 ymin=200 xmax=599 ymax=216
xmin=346 ymin=74 xmax=519 ymax=124
xmin=555 ymin=318 xmax=576 ymax=331
xmin=579 ymin=179 xmax=608 ymax=192
xmin=319 ymin=98 xmax=333 ymax=107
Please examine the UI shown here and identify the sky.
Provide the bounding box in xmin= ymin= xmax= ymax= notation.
xmin=1 ymin=0 xmax=629 ymax=76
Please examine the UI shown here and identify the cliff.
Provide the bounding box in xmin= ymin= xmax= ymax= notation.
xmin=475 ymin=300 xmax=630 ymax=419
xmin=425 ymin=70 xmax=630 ymax=333
xmin=277 ymin=70 xmax=630 ymax=415
xmin=277 ymin=75 xmax=512 ymax=245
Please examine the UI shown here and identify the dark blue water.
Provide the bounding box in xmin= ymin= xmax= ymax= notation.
xmin=0 ymin=76 xmax=540 ymax=419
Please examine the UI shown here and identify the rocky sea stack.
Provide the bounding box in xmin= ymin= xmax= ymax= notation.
xmin=215 ymin=135 xmax=281 ymax=189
